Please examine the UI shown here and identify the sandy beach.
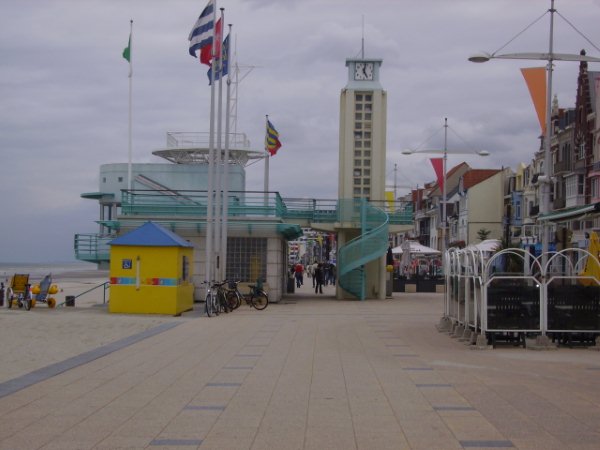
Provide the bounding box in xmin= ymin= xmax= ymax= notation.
xmin=0 ymin=268 xmax=189 ymax=384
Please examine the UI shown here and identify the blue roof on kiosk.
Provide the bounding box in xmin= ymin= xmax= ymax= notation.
xmin=109 ymin=221 xmax=193 ymax=248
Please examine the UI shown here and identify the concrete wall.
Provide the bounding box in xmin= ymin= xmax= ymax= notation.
xmin=99 ymin=163 xmax=245 ymax=201
xmin=465 ymin=171 xmax=505 ymax=244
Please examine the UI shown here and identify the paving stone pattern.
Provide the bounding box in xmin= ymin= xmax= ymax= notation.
xmin=1 ymin=286 xmax=600 ymax=449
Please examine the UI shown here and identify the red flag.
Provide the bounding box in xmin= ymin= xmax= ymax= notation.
xmin=520 ymin=67 xmax=547 ymax=133
xmin=200 ymin=18 xmax=222 ymax=66
xmin=430 ymin=158 xmax=444 ymax=192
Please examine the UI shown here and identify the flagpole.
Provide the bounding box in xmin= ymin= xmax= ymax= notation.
xmin=205 ymin=0 xmax=218 ymax=286
xmin=214 ymin=7 xmax=225 ymax=281
xmin=127 ymin=19 xmax=133 ymax=192
xmin=221 ymin=23 xmax=233 ymax=282
xmin=264 ymin=115 xmax=270 ymax=207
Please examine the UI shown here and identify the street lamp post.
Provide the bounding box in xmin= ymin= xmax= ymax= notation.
xmin=469 ymin=0 xmax=600 ymax=267
xmin=402 ymin=118 xmax=489 ymax=258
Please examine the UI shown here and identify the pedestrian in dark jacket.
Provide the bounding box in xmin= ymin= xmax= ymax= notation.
xmin=314 ymin=263 xmax=324 ymax=294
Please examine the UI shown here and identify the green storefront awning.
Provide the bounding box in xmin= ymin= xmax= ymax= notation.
xmin=538 ymin=202 xmax=600 ymax=222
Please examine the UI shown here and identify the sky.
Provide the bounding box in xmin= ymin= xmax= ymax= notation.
xmin=1 ymin=0 xmax=600 ymax=263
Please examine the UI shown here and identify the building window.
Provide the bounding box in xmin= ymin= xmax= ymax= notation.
xmin=354 ymin=187 xmax=361 ymax=195
xmin=592 ymin=178 xmax=600 ymax=199
xmin=363 ymin=169 xmax=371 ymax=176
xmin=226 ymin=237 xmax=267 ymax=282
xmin=578 ymin=174 xmax=584 ymax=195
xmin=353 ymin=169 xmax=361 ymax=177
xmin=356 ymin=94 xmax=363 ymax=101
xmin=182 ymin=255 xmax=189 ymax=281
xmin=355 ymin=113 xmax=362 ymax=120
xmin=118 ymin=177 xmax=123 ymax=182
xmin=102 ymin=177 xmax=106 ymax=183
xmin=354 ymin=178 xmax=361 ymax=185
xmin=354 ymin=159 xmax=361 ymax=166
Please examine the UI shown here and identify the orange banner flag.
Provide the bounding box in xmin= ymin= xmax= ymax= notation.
xmin=520 ymin=67 xmax=547 ymax=134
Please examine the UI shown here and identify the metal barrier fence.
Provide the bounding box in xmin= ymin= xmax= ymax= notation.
xmin=442 ymin=247 xmax=600 ymax=346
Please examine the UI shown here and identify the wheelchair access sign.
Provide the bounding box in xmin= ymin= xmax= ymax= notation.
xmin=122 ymin=259 xmax=133 ymax=270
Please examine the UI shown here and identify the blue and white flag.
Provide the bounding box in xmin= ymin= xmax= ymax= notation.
xmin=188 ymin=0 xmax=215 ymax=65
xmin=207 ymin=34 xmax=229 ymax=84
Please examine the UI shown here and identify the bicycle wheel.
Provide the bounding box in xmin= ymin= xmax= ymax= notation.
xmin=226 ymin=291 xmax=241 ymax=310
xmin=217 ymin=289 xmax=229 ymax=313
xmin=251 ymin=290 xmax=269 ymax=310
xmin=205 ymin=292 xmax=214 ymax=317
xmin=211 ymin=291 xmax=220 ymax=316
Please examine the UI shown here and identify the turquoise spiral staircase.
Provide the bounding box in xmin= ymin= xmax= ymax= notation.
xmin=337 ymin=199 xmax=389 ymax=300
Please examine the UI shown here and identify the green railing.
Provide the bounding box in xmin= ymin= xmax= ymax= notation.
xmin=76 ymin=190 xmax=410 ymax=266
xmin=337 ymin=199 xmax=390 ymax=300
xmin=74 ymin=234 xmax=112 ymax=262
xmin=119 ymin=190 xmax=412 ymax=225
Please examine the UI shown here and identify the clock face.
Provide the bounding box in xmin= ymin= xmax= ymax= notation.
xmin=354 ymin=62 xmax=374 ymax=80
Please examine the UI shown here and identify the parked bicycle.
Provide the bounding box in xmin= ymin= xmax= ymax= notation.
xmin=225 ymin=280 xmax=268 ymax=310
xmin=204 ymin=280 xmax=230 ymax=317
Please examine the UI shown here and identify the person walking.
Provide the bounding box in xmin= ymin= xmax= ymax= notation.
xmin=294 ymin=262 xmax=304 ymax=288
xmin=314 ymin=263 xmax=324 ymax=294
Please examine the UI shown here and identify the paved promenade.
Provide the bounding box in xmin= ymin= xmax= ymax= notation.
xmin=1 ymin=282 xmax=600 ymax=449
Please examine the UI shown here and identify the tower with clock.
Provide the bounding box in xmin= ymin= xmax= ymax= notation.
xmin=338 ymin=58 xmax=386 ymax=202
xmin=336 ymin=57 xmax=387 ymax=300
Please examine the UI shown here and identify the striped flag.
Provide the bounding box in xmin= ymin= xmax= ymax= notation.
xmin=207 ymin=33 xmax=229 ymax=84
xmin=188 ymin=0 xmax=216 ymax=65
xmin=266 ymin=120 xmax=282 ymax=156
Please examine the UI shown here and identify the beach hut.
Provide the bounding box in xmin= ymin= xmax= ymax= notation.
xmin=108 ymin=221 xmax=194 ymax=315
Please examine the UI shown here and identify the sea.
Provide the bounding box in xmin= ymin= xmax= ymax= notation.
xmin=0 ymin=261 xmax=104 ymax=283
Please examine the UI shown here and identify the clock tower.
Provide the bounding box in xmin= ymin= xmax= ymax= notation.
xmin=336 ymin=57 xmax=387 ymax=301
xmin=338 ymin=58 xmax=386 ymax=201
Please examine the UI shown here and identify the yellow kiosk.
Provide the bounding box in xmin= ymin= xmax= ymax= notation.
xmin=108 ymin=221 xmax=194 ymax=315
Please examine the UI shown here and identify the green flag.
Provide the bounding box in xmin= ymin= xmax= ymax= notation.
xmin=122 ymin=35 xmax=131 ymax=62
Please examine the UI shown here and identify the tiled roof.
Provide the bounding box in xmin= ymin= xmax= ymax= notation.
xmin=462 ymin=169 xmax=501 ymax=189
xmin=109 ymin=221 xmax=193 ymax=247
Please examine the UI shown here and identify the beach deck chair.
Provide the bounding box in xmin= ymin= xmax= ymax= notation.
xmin=32 ymin=274 xmax=57 ymax=308
xmin=6 ymin=274 xmax=31 ymax=309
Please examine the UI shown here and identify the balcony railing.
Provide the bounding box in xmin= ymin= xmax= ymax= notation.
xmin=118 ymin=190 xmax=414 ymax=225
xmin=590 ymin=161 xmax=600 ymax=173
xmin=553 ymin=160 xmax=572 ymax=174
xmin=553 ymin=196 xmax=566 ymax=209
xmin=74 ymin=234 xmax=112 ymax=263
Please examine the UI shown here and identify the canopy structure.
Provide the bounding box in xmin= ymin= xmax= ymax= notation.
xmin=538 ymin=202 xmax=600 ymax=222
xmin=465 ymin=239 xmax=501 ymax=253
xmin=392 ymin=241 xmax=441 ymax=255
